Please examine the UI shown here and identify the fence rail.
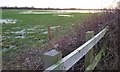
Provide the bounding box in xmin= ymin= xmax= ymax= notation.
xmin=44 ymin=27 xmax=108 ymax=71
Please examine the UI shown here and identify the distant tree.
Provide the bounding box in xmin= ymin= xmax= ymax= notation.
xmin=31 ymin=6 xmax=34 ymax=8
xmin=14 ymin=6 xmax=18 ymax=8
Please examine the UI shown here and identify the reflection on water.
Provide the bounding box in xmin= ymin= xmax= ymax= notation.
xmin=57 ymin=15 xmax=73 ymax=17
xmin=20 ymin=10 xmax=103 ymax=14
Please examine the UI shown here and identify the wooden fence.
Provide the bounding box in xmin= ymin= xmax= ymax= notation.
xmin=43 ymin=27 xmax=108 ymax=72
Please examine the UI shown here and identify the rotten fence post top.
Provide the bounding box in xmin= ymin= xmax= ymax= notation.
xmin=44 ymin=49 xmax=59 ymax=56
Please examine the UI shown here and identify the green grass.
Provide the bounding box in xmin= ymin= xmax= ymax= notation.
xmin=2 ymin=9 xmax=94 ymax=54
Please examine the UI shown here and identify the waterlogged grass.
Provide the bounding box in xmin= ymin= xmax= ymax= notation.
xmin=2 ymin=9 xmax=101 ymax=70
xmin=2 ymin=9 xmax=94 ymax=55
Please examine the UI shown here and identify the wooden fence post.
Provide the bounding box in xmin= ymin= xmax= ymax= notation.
xmin=48 ymin=25 xmax=51 ymax=48
xmin=43 ymin=49 xmax=62 ymax=69
xmin=85 ymin=31 xmax=94 ymax=69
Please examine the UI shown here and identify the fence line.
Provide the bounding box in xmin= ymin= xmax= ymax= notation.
xmin=44 ymin=27 xmax=108 ymax=71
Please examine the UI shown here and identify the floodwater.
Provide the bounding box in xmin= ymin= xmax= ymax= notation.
xmin=50 ymin=26 xmax=60 ymax=29
xmin=42 ymin=25 xmax=60 ymax=34
xmin=20 ymin=10 xmax=58 ymax=14
xmin=0 ymin=19 xmax=17 ymax=24
xmin=57 ymin=10 xmax=102 ymax=13
xmin=20 ymin=10 xmax=102 ymax=14
xmin=57 ymin=15 xmax=73 ymax=17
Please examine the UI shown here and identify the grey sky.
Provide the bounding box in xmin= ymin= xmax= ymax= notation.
xmin=0 ymin=0 xmax=119 ymax=9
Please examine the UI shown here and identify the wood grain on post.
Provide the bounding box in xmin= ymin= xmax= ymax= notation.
xmin=85 ymin=38 xmax=108 ymax=71
xmin=85 ymin=31 xmax=94 ymax=69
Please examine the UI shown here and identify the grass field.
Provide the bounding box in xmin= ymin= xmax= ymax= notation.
xmin=1 ymin=9 xmax=99 ymax=70
xmin=2 ymin=9 xmax=94 ymax=52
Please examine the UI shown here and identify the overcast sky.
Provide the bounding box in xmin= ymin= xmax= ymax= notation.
xmin=0 ymin=0 xmax=119 ymax=9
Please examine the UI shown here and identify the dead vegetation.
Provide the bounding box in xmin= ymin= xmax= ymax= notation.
xmin=2 ymin=9 xmax=119 ymax=71
xmin=49 ymin=9 xmax=119 ymax=71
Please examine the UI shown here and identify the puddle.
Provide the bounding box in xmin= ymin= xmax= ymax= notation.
xmin=42 ymin=26 xmax=60 ymax=34
xmin=12 ymin=27 xmax=21 ymax=29
xmin=10 ymin=29 xmax=26 ymax=35
xmin=50 ymin=26 xmax=60 ymax=29
xmin=43 ymin=31 xmax=48 ymax=34
xmin=2 ymin=35 xmax=25 ymax=39
xmin=41 ymin=29 xmax=46 ymax=31
xmin=2 ymin=36 xmax=12 ymax=39
xmin=38 ymin=40 xmax=44 ymax=43
xmin=3 ymin=29 xmax=27 ymax=39
xmin=4 ymin=27 xmax=43 ymax=39
xmin=9 ymin=45 xmax=15 ymax=49
xmin=2 ymin=26 xmax=49 ymax=51
xmin=33 ymin=27 xmax=38 ymax=29
xmin=27 ymin=28 xmax=34 ymax=31
xmin=15 ymin=36 xmax=25 ymax=39
xmin=26 ymin=25 xmax=41 ymax=31
xmin=20 ymin=10 xmax=57 ymax=14
xmin=20 ymin=10 xmax=102 ymax=15
xmin=1 ymin=45 xmax=16 ymax=51
xmin=57 ymin=15 xmax=73 ymax=17
xmin=0 ymin=19 xmax=17 ymax=24
xmin=41 ymin=28 xmax=47 ymax=34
